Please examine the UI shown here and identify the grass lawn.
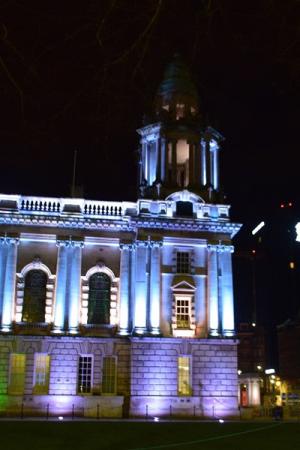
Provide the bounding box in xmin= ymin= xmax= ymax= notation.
xmin=0 ymin=420 xmax=299 ymax=450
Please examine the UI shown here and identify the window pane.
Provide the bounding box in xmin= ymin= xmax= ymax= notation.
xmin=33 ymin=354 xmax=50 ymax=394
xmin=87 ymin=273 xmax=110 ymax=324
xmin=9 ymin=354 xmax=26 ymax=395
xmin=78 ymin=356 xmax=92 ymax=393
xmin=178 ymin=356 xmax=191 ymax=396
xmin=102 ymin=357 xmax=116 ymax=394
xmin=176 ymin=297 xmax=190 ymax=328
xmin=176 ymin=252 xmax=190 ymax=273
xmin=22 ymin=270 xmax=47 ymax=323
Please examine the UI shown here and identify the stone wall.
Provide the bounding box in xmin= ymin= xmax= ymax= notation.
xmin=130 ymin=337 xmax=238 ymax=418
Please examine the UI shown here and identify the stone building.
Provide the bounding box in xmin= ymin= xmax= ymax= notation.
xmin=0 ymin=56 xmax=241 ymax=418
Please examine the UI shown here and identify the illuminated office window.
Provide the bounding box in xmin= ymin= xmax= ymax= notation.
xmin=178 ymin=356 xmax=192 ymax=396
xmin=9 ymin=353 xmax=26 ymax=395
xmin=33 ymin=353 xmax=50 ymax=394
xmin=176 ymin=296 xmax=191 ymax=329
xmin=102 ymin=357 xmax=117 ymax=394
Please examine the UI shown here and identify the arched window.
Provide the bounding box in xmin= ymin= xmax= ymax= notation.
xmin=22 ymin=270 xmax=47 ymax=323
xmin=87 ymin=273 xmax=111 ymax=325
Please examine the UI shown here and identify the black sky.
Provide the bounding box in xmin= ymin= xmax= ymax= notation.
xmin=0 ymin=0 xmax=299 ymax=338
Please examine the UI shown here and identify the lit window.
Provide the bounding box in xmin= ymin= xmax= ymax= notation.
xmin=176 ymin=103 xmax=185 ymax=120
xmin=33 ymin=353 xmax=50 ymax=394
xmin=176 ymin=252 xmax=190 ymax=273
xmin=22 ymin=270 xmax=47 ymax=323
xmin=178 ymin=356 xmax=191 ymax=396
xmin=9 ymin=353 xmax=26 ymax=395
xmin=176 ymin=296 xmax=191 ymax=328
xmin=78 ymin=355 xmax=93 ymax=394
xmin=102 ymin=357 xmax=117 ymax=394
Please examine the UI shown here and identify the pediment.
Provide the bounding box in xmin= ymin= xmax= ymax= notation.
xmin=171 ymin=275 xmax=196 ymax=291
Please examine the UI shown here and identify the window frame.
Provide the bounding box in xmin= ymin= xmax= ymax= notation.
xmin=8 ymin=353 xmax=26 ymax=395
xmin=176 ymin=251 xmax=191 ymax=274
xmin=102 ymin=356 xmax=117 ymax=395
xmin=177 ymin=355 xmax=192 ymax=397
xmin=77 ymin=354 xmax=93 ymax=395
xmin=33 ymin=353 xmax=50 ymax=394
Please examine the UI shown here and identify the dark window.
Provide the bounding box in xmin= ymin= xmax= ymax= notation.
xmin=22 ymin=270 xmax=47 ymax=323
xmin=87 ymin=273 xmax=111 ymax=324
xmin=176 ymin=252 xmax=190 ymax=274
xmin=176 ymin=201 xmax=193 ymax=217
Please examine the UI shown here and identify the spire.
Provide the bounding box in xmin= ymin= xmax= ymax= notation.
xmin=154 ymin=54 xmax=199 ymax=121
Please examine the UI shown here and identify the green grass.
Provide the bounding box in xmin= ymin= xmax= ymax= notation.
xmin=0 ymin=421 xmax=299 ymax=450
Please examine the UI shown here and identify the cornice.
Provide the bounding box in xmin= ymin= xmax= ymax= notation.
xmin=0 ymin=211 xmax=241 ymax=237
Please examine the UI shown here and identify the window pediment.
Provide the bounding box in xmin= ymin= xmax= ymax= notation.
xmin=171 ymin=275 xmax=195 ymax=291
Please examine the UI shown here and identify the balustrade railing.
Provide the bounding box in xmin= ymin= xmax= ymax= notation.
xmin=0 ymin=195 xmax=135 ymax=218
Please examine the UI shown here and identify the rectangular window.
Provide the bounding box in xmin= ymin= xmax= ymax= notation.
xmin=33 ymin=353 xmax=50 ymax=394
xmin=176 ymin=296 xmax=190 ymax=328
xmin=102 ymin=357 xmax=117 ymax=394
xmin=9 ymin=353 xmax=26 ymax=395
xmin=176 ymin=252 xmax=190 ymax=273
xmin=178 ymin=356 xmax=192 ymax=396
xmin=78 ymin=355 xmax=93 ymax=394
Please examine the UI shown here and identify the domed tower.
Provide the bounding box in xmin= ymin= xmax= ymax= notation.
xmin=137 ymin=54 xmax=223 ymax=202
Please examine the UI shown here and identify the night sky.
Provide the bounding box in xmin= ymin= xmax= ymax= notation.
xmin=0 ymin=1 xmax=299 ymax=349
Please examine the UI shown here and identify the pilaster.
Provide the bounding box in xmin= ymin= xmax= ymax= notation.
xmin=119 ymin=243 xmax=133 ymax=335
xmin=134 ymin=241 xmax=149 ymax=334
xmin=207 ymin=244 xmax=219 ymax=336
xmin=149 ymin=241 xmax=162 ymax=334
xmin=0 ymin=236 xmax=19 ymax=332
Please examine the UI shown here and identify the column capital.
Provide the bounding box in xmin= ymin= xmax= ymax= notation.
xmin=56 ymin=237 xmax=84 ymax=248
xmin=135 ymin=240 xmax=149 ymax=248
xmin=207 ymin=243 xmax=234 ymax=253
xmin=149 ymin=240 xmax=163 ymax=249
xmin=119 ymin=242 xmax=135 ymax=251
xmin=0 ymin=236 xmax=19 ymax=245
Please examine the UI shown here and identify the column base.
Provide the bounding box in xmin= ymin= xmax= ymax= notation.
xmin=150 ymin=327 xmax=160 ymax=335
xmin=209 ymin=329 xmax=220 ymax=337
xmin=133 ymin=327 xmax=147 ymax=335
xmin=118 ymin=328 xmax=130 ymax=336
xmin=1 ymin=324 xmax=12 ymax=333
xmin=222 ymin=329 xmax=235 ymax=337
xmin=68 ymin=327 xmax=79 ymax=335
xmin=52 ymin=326 xmax=64 ymax=335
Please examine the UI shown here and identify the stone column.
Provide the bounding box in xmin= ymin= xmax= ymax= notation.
xmin=160 ymin=137 xmax=167 ymax=183
xmin=68 ymin=241 xmax=83 ymax=334
xmin=200 ymin=140 xmax=207 ymax=186
xmin=194 ymin=143 xmax=201 ymax=189
xmin=119 ymin=243 xmax=131 ymax=335
xmin=1 ymin=237 xmax=19 ymax=331
xmin=149 ymin=241 xmax=162 ymax=334
xmin=188 ymin=142 xmax=195 ymax=186
xmin=212 ymin=146 xmax=220 ymax=191
xmin=53 ymin=241 xmax=68 ymax=333
xmin=155 ymin=137 xmax=161 ymax=183
xmin=171 ymin=140 xmax=177 ymax=185
xmin=134 ymin=241 xmax=148 ymax=334
xmin=219 ymin=245 xmax=235 ymax=336
xmin=207 ymin=245 xmax=219 ymax=336
xmin=205 ymin=138 xmax=211 ymax=186
xmin=0 ymin=239 xmax=6 ymax=325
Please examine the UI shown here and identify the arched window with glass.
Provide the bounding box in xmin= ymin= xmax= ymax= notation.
xmin=87 ymin=272 xmax=111 ymax=325
xmin=22 ymin=270 xmax=47 ymax=323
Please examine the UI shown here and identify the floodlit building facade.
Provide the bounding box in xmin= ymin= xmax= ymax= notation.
xmin=0 ymin=56 xmax=241 ymax=418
